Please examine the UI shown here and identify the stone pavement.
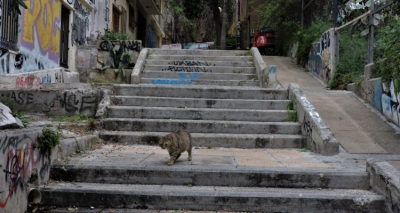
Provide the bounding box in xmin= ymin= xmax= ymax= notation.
xmin=264 ymin=56 xmax=400 ymax=155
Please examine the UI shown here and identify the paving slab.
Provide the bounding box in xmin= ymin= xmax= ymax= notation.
xmin=265 ymin=56 xmax=400 ymax=154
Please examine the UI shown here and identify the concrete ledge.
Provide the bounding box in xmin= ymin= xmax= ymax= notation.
xmin=251 ymin=47 xmax=267 ymax=88
xmin=0 ymin=68 xmax=79 ymax=89
xmin=367 ymin=159 xmax=400 ymax=213
xmin=289 ymin=83 xmax=339 ymax=155
xmin=131 ymin=48 xmax=149 ymax=84
xmin=51 ymin=134 xmax=99 ymax=163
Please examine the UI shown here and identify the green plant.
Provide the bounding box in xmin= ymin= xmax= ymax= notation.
xmin=14 ymin=111 xmax=29 ymax=126
xmin=287 ymin=97 xmax=297 ymax=122
xmin=375 ymin=18 xmax=400 ymax=93
xmin=299 ymin=148 xmax=311 ymax=152
xmin=36 ymin=127 xmax=61 ymax=156
xmin=295 ymin=19 xmax=331 ymax=66
xmin=97 ymin=29 xmax=131 ymax=41
xmin=328 ymin=30 xmax=368 ymax=90
xmin=54 ymin=113 xmax=94 ymax=124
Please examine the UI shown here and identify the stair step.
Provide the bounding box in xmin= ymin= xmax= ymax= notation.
xmin=140 ymin=79 xmax=260 ymax=86
xmin=99 ymin=131 xmax=305 ymax=148
xmin=100 ymin=118 xmax=301 ymax=134
xmin=107 ymin=106 xmax=291 ymax=122
xmin=111 ymin=96 xmax=289 ymax=110
xmin=146 ymin=59 xmax=255 ymax=67
xmin=147 ymin=49 xmax=250 ymax=56
xmin=40 ymin=183 xmax=385 ymax=212
xmin=143 ymin=65 xmax=256 ymax=74
xmin=114 ymin=84 xmax=288 ymax=100
xmin=147 ymin=55 xmax=253 ymax=62
xmin=141 ymin=71 xmax=256 ymax=81
xmin=50 ymin=163 xmax=369 ymax=189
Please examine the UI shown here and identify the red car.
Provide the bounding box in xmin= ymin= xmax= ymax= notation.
xmin=253 ymin=27 xmax=275 ymax=55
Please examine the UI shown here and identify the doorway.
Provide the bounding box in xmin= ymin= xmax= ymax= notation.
xmin=60 ymin=5 xmax=70 ymax=68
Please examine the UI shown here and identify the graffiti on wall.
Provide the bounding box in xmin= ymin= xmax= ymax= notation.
xmin=307 ymin=29 xmax=335 ymax=83
xmin=0 ymin=133 xmax=49 ymax=208
xmin=20 ymin=0 xmax=61 ymax=73
xmin=14 ymin=70 xmax=65 ymax=89
xmin=98 ymin=40 xmax=142 ymax=52
xmin=56 ymin=91 xmax=98 ymax=114
xmin=72 ymin=0 xmax=90 ymax=45
xmin=151 ymin=73 xmax=199 ymax=85
xmin=381 ymin=80 xmax=400 ymax=126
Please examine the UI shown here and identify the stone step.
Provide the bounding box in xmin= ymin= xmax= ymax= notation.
xmin=107 ymin=106 xmax=291 ymax=122
xmin=99 ymin=131 xmax=305 ymax=148
xmin=100 ymin=118 xmax=301 ymax=134
xmin=50 ymin=163 xmax=369 ymax=190
xmin=40 ymin=183 xmax=385 ymax=212
xmin=111 ymin=96 xmax=289 ymax=110
xmin=147 ymin=55 xmax=253 ymax=62
xmin=140 ymin=78 xmax=259 ymax=87
xmin=113 ymin=84 xmax=288 ymax=100
xmin=143 ymin=65 xmax=256 ymax=74
xmin=141 ymin=71 xmax=256 ymax=81
xmin=147 ymin=49 xmax=250 ymax=56
xmin=145 ymin=59 xmax=255 ymax=67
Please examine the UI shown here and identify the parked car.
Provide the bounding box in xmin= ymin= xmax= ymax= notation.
xmin=252 ymin=27 xmax=275 ymax=55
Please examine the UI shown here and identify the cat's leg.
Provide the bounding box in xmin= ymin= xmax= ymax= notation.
xmin=187 ymin=146 xmax=192 ymax=161
xmin=168 ymin=151 xmax=179 ymax=165
xmin=175 ymin=153 xmax=181 ymax=162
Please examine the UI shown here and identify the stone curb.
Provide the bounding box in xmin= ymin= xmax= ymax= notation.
xmin=288 ymin=83 xmax=339 ymax=155
xmin=367 ymin=159 xmax=400 ymax=213
xmin=51 ymin=134 xmax=98 ymax=163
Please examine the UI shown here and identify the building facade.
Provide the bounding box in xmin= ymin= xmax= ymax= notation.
xmin=0 ymin=0 xmax=164 ymax=76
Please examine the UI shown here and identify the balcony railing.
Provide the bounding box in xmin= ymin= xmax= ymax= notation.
xmin=0 ymin=0 xmax=19 ymax=51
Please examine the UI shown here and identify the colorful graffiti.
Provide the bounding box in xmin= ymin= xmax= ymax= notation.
xmin=381 ymin=80 xmax=400 ymax=126
xmin=19 ymin=0 xmax=61 ymax=72
xmin=14 ymin=70 xmax=65 ymax=89
xmin=151 ymin=73 xmax=199 ymax=85
xmin=307 ymin=29 xmax=335 ymax=83
xmin=0 ymin=133 xmax=50 ymax=209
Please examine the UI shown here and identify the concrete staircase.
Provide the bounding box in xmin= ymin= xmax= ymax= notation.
xmin=140 ymin=49 xmax=259 ymax=86
xmin=40 ymin=49 xmax=385 ymax=212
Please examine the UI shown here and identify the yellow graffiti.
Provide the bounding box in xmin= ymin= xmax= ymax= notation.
xmin=22 ymin=0 xmax=61 ymax=55
xmin=23 ymin=0 xmax=40 ymax=44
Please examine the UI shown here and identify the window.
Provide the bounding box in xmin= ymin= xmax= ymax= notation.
xmin=112 ymin=6 xmax=121 ymax=32
xmin=0 ymin=0 xmax=20 ymax=51
xmin=128 ymin=4 xmax=136 ymax=30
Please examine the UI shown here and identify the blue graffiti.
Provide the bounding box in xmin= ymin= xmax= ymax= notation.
xmin=146 ymin=25 xmax=157 ymax=48
xmin=40 ymin=74 xmax=52 ymax=84
xmin=269 ymin=66 xmax=277 ymax=74
xmin=151 ymin=73 xmax=199 ymax=85
xmin=374 ymin=79 xmax=383 ymax=112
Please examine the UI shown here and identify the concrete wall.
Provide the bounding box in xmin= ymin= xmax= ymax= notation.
xmin=0 ymin=128 xmax=98 ymax=213
xmin=306 ymin=28 xmax=338 ymax=84
xmin=0 ymin=84 xmax=103 ymax=116
xmin=0 ymin=69 xmax=79 ymax=90
xmin=348 ymin=77 xmax=400 ymax=128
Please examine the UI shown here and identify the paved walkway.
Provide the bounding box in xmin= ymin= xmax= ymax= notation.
xmin=264 ymin=56 xmax=400 ymax=155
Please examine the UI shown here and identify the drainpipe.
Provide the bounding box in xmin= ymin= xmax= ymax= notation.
xmin=27 ymin=187 xmax=41 ymax=205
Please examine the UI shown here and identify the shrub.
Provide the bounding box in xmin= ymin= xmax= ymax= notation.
xmin=36 ymin=127 xmax=61 ymax=156
xmin=374 ymin=18 xmax=400 ymax=93
xmin=328 ymin=31 xmax=368 ymax=90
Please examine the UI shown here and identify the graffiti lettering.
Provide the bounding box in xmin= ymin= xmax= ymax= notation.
xmin=15 ymin=76 xmax=41 ymax=89
xmin=168 ymin=61 xmax=215 ymax=67
xmin=0 ymin=108 xmax=5 ymax=122
xmin=151 ymin=73 xmax=199 ymax=85
xmin=57 ymin=92 xmax=98 ymax=113
xmin=162 ymin=66 xmax=212 ymax=73
xmin=98 ymin=40 xmax=142 ymax=52
xmin=10 ymin=91 xmax=34 ymax=105
xmin=302 ymin=114 xmax=315 ymax=150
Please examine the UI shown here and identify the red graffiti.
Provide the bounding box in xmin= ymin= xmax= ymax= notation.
xmin=1 ymin=136 xmax=48 ymax=208
xmin=15 ymin=76 xmax=41 ymax=88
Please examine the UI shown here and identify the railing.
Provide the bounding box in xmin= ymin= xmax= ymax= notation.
xmin=0 ymin=0 xmax=19 ymax=51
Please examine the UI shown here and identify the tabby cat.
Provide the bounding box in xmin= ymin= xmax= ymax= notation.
xmin=158 ymin=130 xmax=192 ymax=165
